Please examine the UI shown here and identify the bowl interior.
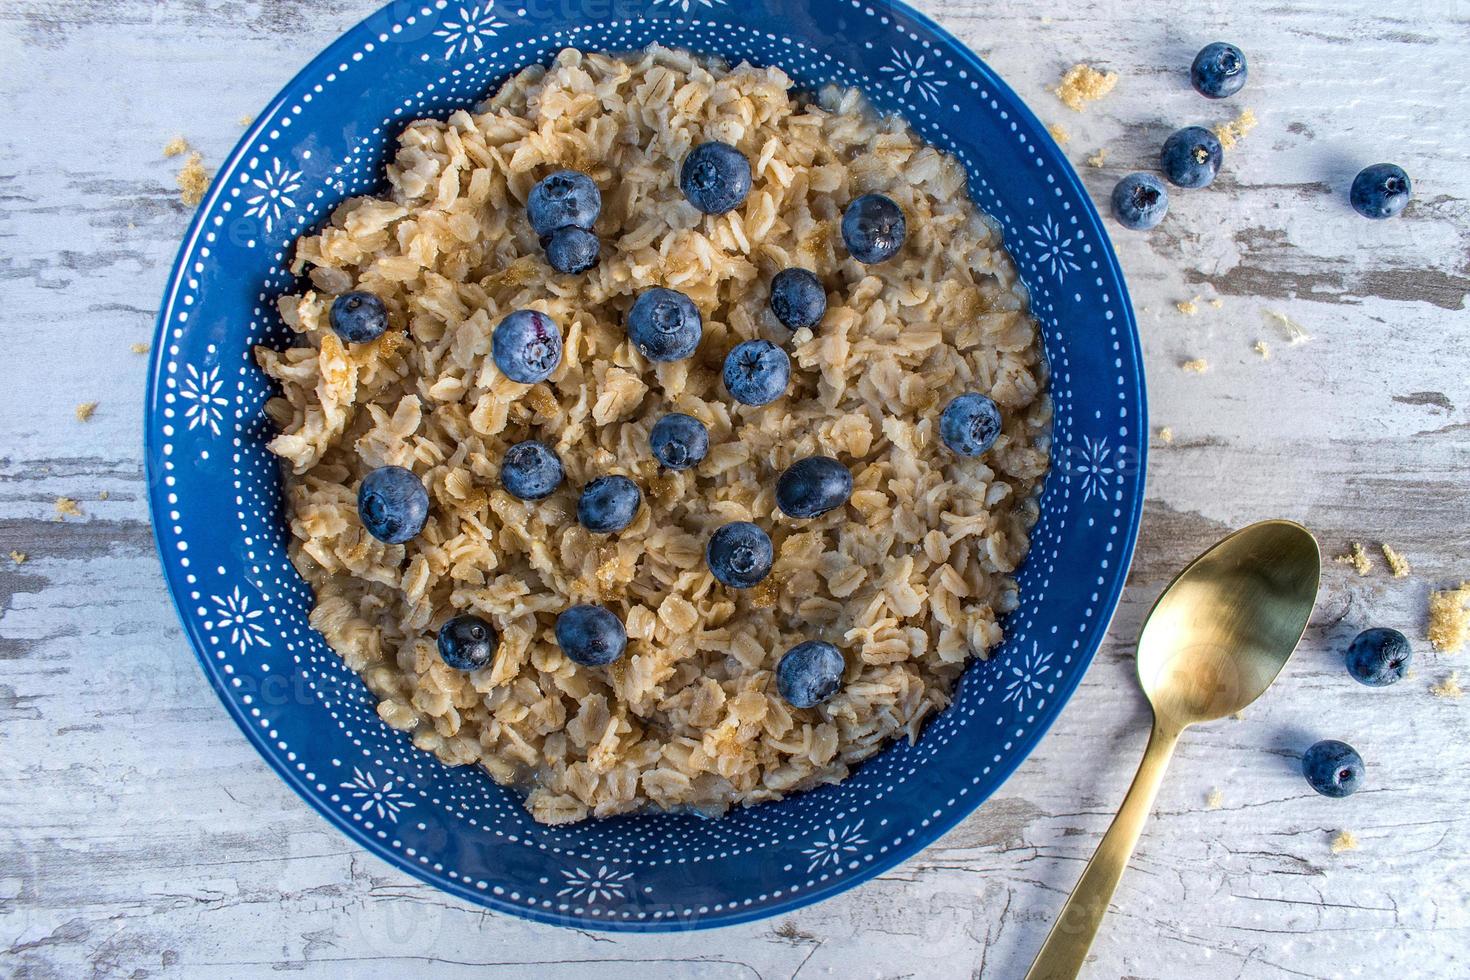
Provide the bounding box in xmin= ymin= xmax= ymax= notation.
xmin=145 ymin=0 xmax=1145 ymax=931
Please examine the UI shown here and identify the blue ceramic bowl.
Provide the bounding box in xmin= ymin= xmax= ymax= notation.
xmin=145 ymin=0 xmax=1145 ymax=931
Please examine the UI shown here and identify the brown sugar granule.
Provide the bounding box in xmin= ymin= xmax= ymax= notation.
xmin=1158 ymin=426 xmax=1174 ymax=444
xmin=1085 ymin=147 xmax=1108 ymax=168
xmin=1428 ymin=583 xmax=1470 ymax=653
xmin=9 ymin=551 xmax=27 ymax=565
xmin=1430 ymin=672 xmax=1463 ymax=700
xmin=1213 ymin=107 xmax=1258 ymax=150
xmin=162 ymin=135 xmax=189 ymax=157
xmin=1208 ymin=298 xmax=1223 ymax=309
xmin=1047 ymin=122 xmax=1071 ymax=146
xmin=1380 ymin=543 xmax=1411 ymax=578
xmin=54 ymin=497 xmax=82 ymax=520
xmin=1254 ymin=340 xmax=1271 ymax=359
xmin=74 ymin=402 xmax=98 ymax=422
xmin=751 ymin=575 xmax=782 ymax=609
xmin=1055 ymin=64 xmax=1118 ymax=111
xmin=176 ymin=152 xmax=211 ymax=206
xmin=1181 ymin=358 xmax=1209 ymax=374
xmin=130 ymin=342 xmax=151 ymax=354
xmin=98 ymin=490 xmax=110 ymax=501
xmin=1330 ymin=830 xmax=1359 ymax=853
xmin=1205 ymin=787 xmax=1224 ymax=809
xmin=239 ymin=114 xmax=255 ymax=127
xmin=1335 ymin=541 xmax=1372 ymax=576
xmin=1176 ymin=297 xmax=1200 ymax=316
xmin=1265 ymin=309 xmax=1311 ymax=344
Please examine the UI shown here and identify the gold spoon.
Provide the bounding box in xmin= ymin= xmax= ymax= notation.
xmin=1024 ymin=519 xmax=1321 ymax=980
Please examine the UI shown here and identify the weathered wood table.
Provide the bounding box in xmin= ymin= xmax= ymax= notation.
xmin=3 ymin=0 xmax=1466 ymax=976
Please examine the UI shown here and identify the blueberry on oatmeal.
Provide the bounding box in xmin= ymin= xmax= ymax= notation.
xmin=1345 ymin=627 xmax=1412 ymax=687
xmin=769 ymin=268 xmax=826 ymax=330
xmin=706 ymin=521 xmax=773 ymax=589
xmin=776 ymin=640 xmax=846 ymax=708
xmin=1190 ymin=42 xmax=1248 ymax=100
xmin=679 ymin=140 xmax=752 ymax=215
xmin=940 ymin=393 xmax=1002 ymax=457
xmin=1160 ymin=126 xmax=1223 ymax=189
xmin=577 ymin=475 xmax=642 ymax=533
xmin=1351 ymin=164 xmax=1412 ymax=219
xmin=545 ymin=225 xmax=600 ymax=274
xmin=1302 ymin=739 xmax=1364 ymax=798
xmin=437 ymin=614 xmax=498 ymax=671
xmin=1111 ymin=173 xmax=1169 ymax=230
xmin=357 ymin=465 xmax=429 ymax=544
xmin=555 ymin=604 xmax=627 ymax=667
xmin=527 ymin=169 xmax=601 ymax=237
xmin=722 ymin=339 xmax=790 ymax=406
xmin=492 ymin=309 xmax=563 ymax=383
xmin=776 ymin=456 xmax=852 ymax=519
xmin=841 ymin=193 xmax=907 ymax=263
xmin=649 ymin=413 xmax=709 ymax=471
xmin=500 ymin=440 xmax=564 ymax=501
xmin=627 ymin=287 xmax=702 ymax=362
xmin=329 ymin=291 xmax=388 ymax=343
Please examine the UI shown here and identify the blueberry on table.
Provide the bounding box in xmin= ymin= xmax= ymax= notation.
xmin=545 ymin=225 xmax=600 ymax=274
xmin=1302 ymin=739 xmax=1364 ymax=798
xmin=500 ymin=440 xmax=564 ymax=501
xmin=357 ymin=465 xmax=430 ymax=544
xmin=436 ymin=614 xmax=498 ymax=671
xmin=841 ymin=193 xmax=907 ymax=264
xmin=555 ymin=604 xmax=627 ymax=667
xmin=769 ymin=268 xmax=827 ymax=331
xmin=706 ymin=521 xmax=773 ymax=589
xmin=577 ymin=475 xmax=642 ymax=533
xmin=940 ymin=393 xmax=1003 ymax=457
xmin=776 ymin=456 xmax=852 ymax=519
xmin=329 ymin=291 xmax=389 ymax=343
xmin=722 ymin=339 xmax=790 ymax=407
xmin=1350 ymin=164 xmax=1412 ymax=219
xmin=527 ymin=169 xmax=601 ymax=237
xmin=1190 ymin=42 xmax=1248 ymax=99
xmin=776 ymin=640 xmax=846 ymax=708
xmin=649 ymin=413 xmax=709 ymax=471
xmin=1345 ymin=627 xmax=1412 ymax=686
xmin=492 ymin=309 xmax=563 ymax=383
xmin=679 ymin=141 xmax=752 ymax=215
xmin=627 ymin=287 xmax=703 ymax=362
xmin=1160 ymin=126 xmax=1224 ymax=189
xmin=1110 ymin=173 xmax=1169 ymax=231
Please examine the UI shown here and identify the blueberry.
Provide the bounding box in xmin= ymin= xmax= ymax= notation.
xmin=706 ymin=521 xmax=773 ymax=589
xmin=545 ymin=225 xmax=600 ymax=274
xmin=776 ymin=640 xmax=846 ymax=708
xmin=330 ymin=291 xmax=389 ymax=343
xmin=357 ymin=465 xmax=429 ymax=544
xmin=577 ymin=475 xmax=642 ymax=533
xmin=436 ymin=614 xmax=498 ymax=671
xmin=500 ymin=440 xmax=564 ymax=501
xmin=679 ymin=141 xmax=752 ymax=215
xmin=555 ymin=604 xmax=627 ymax=667
xmin=649 ymin=413 xmax=709 ymax=471
xmin=776 ymin=456 xmax=852 ymax=519
xmin=770 ymin=268 xmax=826 ymax=330
xmin=1302 ymin=739 xmax=1365 ymax=798
xmin=940 ymin=393 xmax=1003 ymax=457
xmin=527 ymin=170 xmax=600 ymax=237
xmin=1111 ymin=173 xmax=1169 ymax=231
xmin=1160 ymin=126 xmax=1224 ymax=189
xmin=627 ymin=287 xmax=702 ymax=362
xmin=1190 ymin=42 xmax=1248 ymax=100
xmin=1351 ymin=164 xmax=1412 ymax=220
xmin=722 ymin=339 xmax=790 ymax=406
xmin=1345 ymin=627 xmax=1412 ymax=687
xmin=492 ymin=309 xmax=562 ymax=383
xmin=841 ymin=194 xmax=907 ymax=264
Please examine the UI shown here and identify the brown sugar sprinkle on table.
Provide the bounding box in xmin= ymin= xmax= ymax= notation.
xmin=1054 ymin=64 xmax=1118 ymax=111
xmin=1047 ymin=122 xmax=1071 ymax=145
xmin=54 ymin=497 xmax=82 ymax=520
xmin=1335 ymin=541 xmax=1372 ymax=576
xmin=10 ymin=551 xmax=27 ymax=565
xmin=1380 ymin=543 xmax=1411 ymax=578
xmin=162 ymin=135 xmax=189 ymax=157
xmin=1085 ymin=147 xmax=1108 ymax=168
xmin=1181 ymin=358 xmax=1209 ymax=374
xmin=75 ymin=402 xmax=98 ymax=423
xmin=1330 ymin=829 xmax=1359 ymax=853
xmin=1176 ymin=297 xmax=1199 ymax=316
xmin=130 ymin=342 xmax=151 ymax=354
xmin=1213 ymin=107 xmax=1258 ymax=150
xmin=1428 ymin=583 xmax=1470 ymax=653
xmin=176 ymin=152 xmax=211 ymax=206
xmin=1430 ymin=672 xmax=1463 ymax=700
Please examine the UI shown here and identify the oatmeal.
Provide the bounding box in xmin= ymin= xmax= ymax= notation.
xmin=258 ymin=47 xmax=1051 ymax=824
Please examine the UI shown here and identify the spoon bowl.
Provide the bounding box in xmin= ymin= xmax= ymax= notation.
xmin=1138 ymin=520 xmax=1322 ymax=726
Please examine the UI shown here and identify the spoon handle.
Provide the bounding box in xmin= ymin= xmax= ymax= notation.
xmin=1023 ymin=718 xmax=1181 ymax=980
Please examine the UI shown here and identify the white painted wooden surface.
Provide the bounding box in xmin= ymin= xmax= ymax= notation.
xmin=2 ymin=0 xmax=1468 ymax=976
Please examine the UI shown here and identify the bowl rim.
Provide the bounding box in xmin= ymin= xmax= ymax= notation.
xmin=144 ymin=0 xmax=1146 ymax=932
